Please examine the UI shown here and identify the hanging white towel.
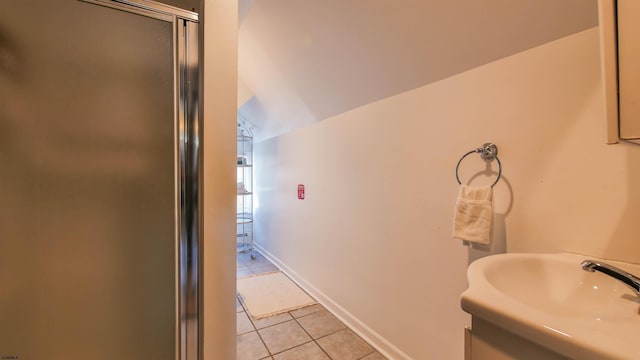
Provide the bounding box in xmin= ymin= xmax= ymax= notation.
xmin=452 ymin=184 xmax=493 ymax=244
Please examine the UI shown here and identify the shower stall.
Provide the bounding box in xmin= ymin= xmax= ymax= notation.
xmin=0 ymin=0 xmax=200 ymax=359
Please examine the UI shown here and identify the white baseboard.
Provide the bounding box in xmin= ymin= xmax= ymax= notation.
xmin=253 ymin=242 xmax=412 ymax=360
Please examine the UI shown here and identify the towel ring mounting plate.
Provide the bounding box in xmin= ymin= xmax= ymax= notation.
xmin=455 ymin=143 xmax=502 ymax=187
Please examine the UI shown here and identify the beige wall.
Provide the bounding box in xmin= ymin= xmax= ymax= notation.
xmin=238 ymin=0 xmax=597 ymax=141
xmin=161 ymin=0 xmax=201 ymax=13
xmin=253 ymin=27 xmax=640 ymax=359
xmin=202 ymin=0 xmax=238 ymax=359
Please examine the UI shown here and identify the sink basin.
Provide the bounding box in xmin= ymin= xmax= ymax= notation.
xmin=462 ymin=253 xmax=640 ymax=359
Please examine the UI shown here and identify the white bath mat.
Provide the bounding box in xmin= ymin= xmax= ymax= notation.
xmin=237 ymin=271 xmax=316 ymax=319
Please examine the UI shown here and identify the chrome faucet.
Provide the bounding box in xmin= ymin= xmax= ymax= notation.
xmin=581 ymin=260 xmax=640 ymax=295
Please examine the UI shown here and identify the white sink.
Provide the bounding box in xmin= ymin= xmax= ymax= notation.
xmin=461 ymin=253 xmax=640 ymax=359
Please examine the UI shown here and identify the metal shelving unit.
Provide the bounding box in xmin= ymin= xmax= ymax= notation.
xmin=237 ymin=131 xmax=254 ymax=258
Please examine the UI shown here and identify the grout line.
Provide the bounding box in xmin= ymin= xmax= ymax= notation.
xmin=259 ymin=319 xmax=320 ymax=358
xmin=236 ymin=310 xmax=257 ymax=336
xmin=290 ymin=312 xmax=334 ymax=359
xmin=254 ymin=327 xmax=273 ymax=357
xmin=268 ymin=340 xmax=316 ymax=358
xmin=355 ymin=348 xmax=378 ymax=360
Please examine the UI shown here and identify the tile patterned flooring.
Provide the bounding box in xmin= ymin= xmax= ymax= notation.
xmin=237 ymin=251 xmax=387 ymax=360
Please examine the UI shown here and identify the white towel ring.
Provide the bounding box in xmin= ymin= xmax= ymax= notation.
xmin=455 ymin=143 xmax=502 ymax=188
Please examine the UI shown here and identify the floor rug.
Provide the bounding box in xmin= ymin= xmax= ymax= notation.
xmin=237 ymin=271 xmax=316 ymax=319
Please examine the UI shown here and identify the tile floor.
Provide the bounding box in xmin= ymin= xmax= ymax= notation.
xmin=237 ymin=250 xmax=387 ymax=360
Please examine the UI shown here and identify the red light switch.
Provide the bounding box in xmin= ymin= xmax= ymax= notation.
xmin=298 ymin=184 xmax=305 ymax=200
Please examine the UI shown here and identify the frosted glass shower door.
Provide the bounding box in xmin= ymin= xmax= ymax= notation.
xmin=0 ymin=1 xmax=199 ymax=359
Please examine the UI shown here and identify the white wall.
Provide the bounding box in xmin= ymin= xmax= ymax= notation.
xmin=253 ymin=28 xmax=640 ymax=360
xmin=202 ymin=0 xmax=238 ymax=359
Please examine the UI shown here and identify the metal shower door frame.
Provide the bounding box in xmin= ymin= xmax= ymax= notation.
xmin=77 ymin=1 xmax=201 ymax=359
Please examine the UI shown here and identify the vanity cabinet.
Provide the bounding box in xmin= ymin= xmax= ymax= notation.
xmin=464 ymin=319 xmax=568 ymax=360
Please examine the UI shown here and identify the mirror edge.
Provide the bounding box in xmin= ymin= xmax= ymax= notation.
xmin=599 ymin=0 xmax=620 ymax=144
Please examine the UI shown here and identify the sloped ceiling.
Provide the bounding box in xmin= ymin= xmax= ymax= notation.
xmin=238 ymin=0 xmax=598 ymax=141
